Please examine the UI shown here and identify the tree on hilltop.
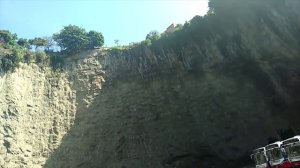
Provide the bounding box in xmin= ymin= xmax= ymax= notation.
xmin=53 ymin=25 xmax=104 ymax=53
xmin=146 ymin=30 xmax=160 ymax=41
xmin=29 ymin=37 xmax=48 ymax=50
xmin=0 ymin=30 xmax=17 ymax=47
xmin=17 ymin=38 xmax=30 ymax=48
xmin=87 ymin=30 xmax=104 ymax=49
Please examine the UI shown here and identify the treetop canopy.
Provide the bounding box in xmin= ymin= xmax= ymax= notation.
xmin=53 ymin=25 xmax=104 ymax=53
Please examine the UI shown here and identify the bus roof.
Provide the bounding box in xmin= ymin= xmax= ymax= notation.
xmin=265 ymin=141 xmax=282 ymax=150
xmin=253 ymin=147 xmax=265 ymax=154
xmin=282 ymin=135 xmax=300 ymax=146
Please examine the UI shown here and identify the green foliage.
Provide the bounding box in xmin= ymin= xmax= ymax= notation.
xmin=0 ymin=54 xmax=15 ymax=72
xmin=44 ymin=37 xmax=56 ymax=51
xmin=175 ymin=24 xmax=183 ymax=31
xmin=50 ymin=55 xmax=64 ymax=70
xmin=35 ymin=51 xmax=48 ymax=64
xmin=53 ymin=25 xmax=90 ymax=53
xmin=17 ymin=38 xmax=29 ymax=48
xmin=12 ymin=47 xmax=25 ymax=63
xmin=208 ymin=0 xmax=218 ymax=13
xmin=87 ymin=30 xmax=104 ymax=49
xmin=110 ymin=46 xmax=126 ymax=55
xmin=0 ymin=47 xmax=24 ymax=72
xmin=145 ymin=11 xmax=223 ymax=55
xmin=29 ymin=37 xmax=48 ymax=50
xmin=23 ymin=50 xmax=35 ymax=64
xmin=143 ymin=39 xmax=152 ymax=46
xmin=0 ymin=31 xmax=65 ymax=72
xmin=52 ymin=25 xmax=105 ymax=52
xmin=0 ymin=30 xmax=17 ymax=48
xmin=145 ymin=0 xmax=284 ymax=55
xmin=146 ymin=30 xmax=160 ymax=41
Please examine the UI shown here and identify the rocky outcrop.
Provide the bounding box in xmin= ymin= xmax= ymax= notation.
xmin=43 ymin=0 xmax=300 ymax=167
xmin=0 ymin=65 xmax=76 ymax=168
xmin=1 ymin=0 xmax=300 ymax=168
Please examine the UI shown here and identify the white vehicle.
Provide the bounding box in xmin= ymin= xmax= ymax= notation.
xmin=265 ymin=141 xmax=284 ymax=167
xmin=281 ymin=135 xmax=300 ymax=167
xmin=251 ymin=147 xmax=268 ymax=168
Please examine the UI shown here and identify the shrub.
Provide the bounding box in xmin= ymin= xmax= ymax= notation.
xmin=87 ymin=30 xmax=104 ymax=49
xmin=0 ymin=49 xmax=23 ymax=72
xmin=110 ymin=46 xmax=125 ymax=55
xmin=17 ymin=38 xmax=29 ymax=48
xmin=146 ymin=30 xmax=161 ymax=42
xmin=0 ymin=54 xmax=15 ymax=72
xmin=23 ymin=51 xmax=35 ymax=64
xmin=50 ymin=55 xmax=64 ymax=70
xmin=0 ymin=30 xmax=17 ymax=48
xmin=35 ymin=51 xmax=48 ymax=64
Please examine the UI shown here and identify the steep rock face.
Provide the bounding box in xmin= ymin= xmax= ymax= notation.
xmin=0 ymin=65 xmax=76 ymax=168
xmin=1 ymin=0 xmax=300 ymax=168
xmin=44 ymin=1 xmax=300 ymax=167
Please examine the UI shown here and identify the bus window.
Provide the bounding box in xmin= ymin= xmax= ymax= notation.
xmin=284 ymin=143 xmax=300 ymax=158
xmin=266 ymin=148 xmax=283 ymax=161
xmin=254 ymin=152 xmax=267 ymax=165
xmin=290 ymin=144 xmax=300 ymax=157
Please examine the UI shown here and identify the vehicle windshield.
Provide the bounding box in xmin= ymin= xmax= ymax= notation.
xmin=284 ymin=143 xmax=300 ymax=158
xmin=266 ymin=148 xmax=283 ymax=161
xmin=253 ymin=152 xmax=267 ymax=165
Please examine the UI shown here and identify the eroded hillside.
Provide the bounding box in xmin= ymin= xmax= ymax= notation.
xmin=1 ymin=0 xmax=300 ymax=168
xmin=0 ymin=65 xmax=76 ymax=167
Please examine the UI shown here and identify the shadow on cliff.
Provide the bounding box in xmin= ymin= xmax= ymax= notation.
xmin=42 ymin=61 xmax=300 ymax=168
xmin=43 ymin=1 xmax=300 ymax=167
xmin=42 ymin=73 xmax=252 ymax=168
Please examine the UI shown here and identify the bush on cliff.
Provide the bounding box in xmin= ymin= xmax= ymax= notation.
xmin=0 ymin=30 xmax=17 ymax=49
xmin=17 ymin=38 xmax=30 ymax=49
xmin=53 ymin=25 xmax=104 ymax=53
xmin=29 ymin=37 xmax=48 ymax=50
xmin=35 ymin=51 xmax=48 ymax=65
xmin=23 ymin=51 xmax=35 ymax=64
xmin=0 ymin=47 xmax=24 ymax=72
xmin=49 ymin=54 xmax=64 ymax=70
xmin=87 ymin=30 xmax=104 ymax=49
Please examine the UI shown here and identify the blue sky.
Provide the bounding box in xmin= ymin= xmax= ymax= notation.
xmin=0 ymin=0 xmax=208 ymax=47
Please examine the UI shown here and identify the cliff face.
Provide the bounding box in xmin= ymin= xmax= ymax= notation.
xmin=1 ymin=0 xmax=300 ymax=168
xmin=0 ymin=65 xmax=76 ymax=168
